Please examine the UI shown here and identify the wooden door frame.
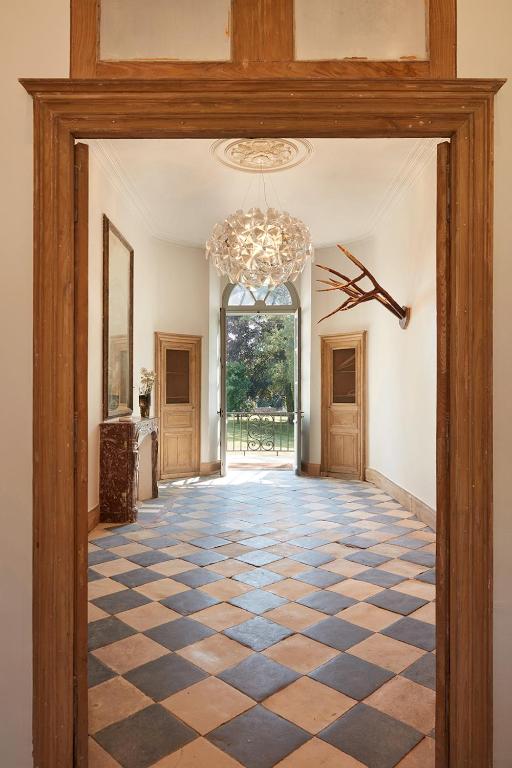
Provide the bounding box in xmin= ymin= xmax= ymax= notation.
xmin=154 ymin=331 xmax=202 ymax=479
xmin=21 ymin=77 xmax=502 ymax=767
xmin=321 ymin=331 xmax=367 ymax=479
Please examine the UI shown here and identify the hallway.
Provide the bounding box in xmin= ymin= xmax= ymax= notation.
xmin=88 ymin=472 xmax=436 ymax=768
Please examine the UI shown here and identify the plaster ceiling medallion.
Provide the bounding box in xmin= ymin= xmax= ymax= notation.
xmin=211 ymin=138 xmax=313 ymax=173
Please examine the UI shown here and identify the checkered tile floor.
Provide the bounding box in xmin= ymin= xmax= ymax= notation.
xmin=88 ymin=471 xmax=436 ymax=768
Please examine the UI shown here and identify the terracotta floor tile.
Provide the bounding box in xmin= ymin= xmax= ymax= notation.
xmin=93 ymin=632 xmax=168 ymax=674
xmin=408 ymin=530 xmax=436 ymax=542
xmin=409 ymin=601 xmax=436 ymax=625
xmin=151 ymin=737 xmax=244 ymax=767
xmin=88 ymin=602 xmax=109 ymax=623
xmin=134 ymin=578 xmax=190 ymax=600
xmin=274 ymin=737 xmax=366 ymax=768
xmin=419 ymin=543 xmax=436 ymax=554
xmin=91 ymin=558 xmax=142 ymax=577
xmin=263 ymin=634 xmax=339 ymax=673
xmin=123 ymin=530 xmax=158 ymax=541
xmin=116 ymin=602 xmax=180 ymax=631
xmin=391 ymin=580 xmax=436 ymax=601
xmin=177 ymin=634 xmax=252 ymax=674
xmin=264 ymin=578 xmax=319 ymax=601
xmin=377 ymin=560 xmax=427 ymax=578
xmin=190 ymin=603 xmax=253 ymax=631
xmin=396 ymin=736 xmax=435 ymax=767
xmin=199 ymin=578 xmax=251 ymax=601
xmin=368 ymin=544 xmax=410 ymax=558
xmin=88 ymin=737 xmax=122 ymax=767
xmin=328 ymin=578 xmax=384 ymax=600
xmin=264 ymin=602 xmax=326 ymax=631
xmin=215 ymin=543 xmax=253 ymax=557
xmin=162 ymin=677 xmax=254 ymax=734
xmin=366 ymin=676 xmax=436 ymax=734
xmin=337 ymin=602 xmax=399 ymax=631
xmin=320 ymin=560 xmax=369 ymax=577
xmin=266 ymin=559 xmax=313 ymax=577
xmin=109 ymin=543 xmax=151 ymax=557
xmin=150 ymin=559 xmax=198 ymax=577
xmin=160 ymin=544 xmax=202 ymax=558
xmin=208 ymin=559 xmax=256 ymax=577
xmin=88 ymin=677 xmax=151 ymax=733
xmin=266 ymin=543 xmax=304 ymax=557
xmin=317 ymin=543 xmax=355 ymax=558
xmin=348 ymin=633 xmax=425 ymax=673
xmin=88 ymin=579 xmax=128 ymax=601
xmin=263 ymin=677 xmax=355 ymax=733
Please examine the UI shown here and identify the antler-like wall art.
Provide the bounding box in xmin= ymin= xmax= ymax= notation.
xmin=317 ymin=245 xmax=410 ymax=329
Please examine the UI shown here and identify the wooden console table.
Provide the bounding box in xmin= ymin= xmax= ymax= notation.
xmin=99 ymin=417 xmax=159 ymax=523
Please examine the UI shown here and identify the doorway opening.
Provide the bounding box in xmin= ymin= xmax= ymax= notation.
xmin=221 ymin=282 xmax=301 ymax=474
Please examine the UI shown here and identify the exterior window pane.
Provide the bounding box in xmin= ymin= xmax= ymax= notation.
xmin=100 ymin=0 xmax=231 ymax=61
xmin=295 ymin=0 xmax=428 ymax=62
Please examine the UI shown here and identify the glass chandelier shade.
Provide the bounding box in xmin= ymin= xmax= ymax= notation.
xmin=206 ymin=206 xmax=313 ymax=289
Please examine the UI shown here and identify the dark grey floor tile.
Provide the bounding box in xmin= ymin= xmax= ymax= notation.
xmin=233 ymin=568 xmax=285 ymax=588
xmin=208 ymin=705 xmax=309 ymax=768
xmin=88 ymin=617 xmax=136 ymax=651
xmin=190 ymin=536 xmax=232 ymax=549
xmin=402 ymin=652 xmax=436 ymax=690
xmin=88 ymin=550 xmax=120 ymax=566
xmin=239 ymin=536 xmax=280 ymax=549
xmin=106 ymin=523 xmax=142 ymax=534
xmin=219 ymin=654 xmax=299 ymax=701
xmin=88 ymin=568 xmax=103 ymax=582
xmin=353 ymin=568 xmax=405 ymax=588
xmin=88 ymin=653 xmax=116 ymax=687
xmin=310 ymin=653 xmax=394 ymax=700
xmin=224 ymin=617 xmax=293 ymax=651
xmin=95 ymin=703 xmax=196 ymax=768
xmin=145 ymin=618 xmax=215 ymax=651
xmin=287 ymin=537 xmax=330 ymax=550
xmin=387 ymin=536 xmax=428 ymax=550
xmin=112 ymin=568 xmax=165 ymax=588
xmin=382 ymin=617 xmax=436 ymax=651
xmin=297 ymin=591 xmax=356 ymax=615
xmin=92 ymin=589 xmax=151 ymax=615
xmin=345 ymin=551 xmax=392 ymax=567
xmin=366 ymin=589 xmax=428 ymax=616
xmin=294 ymin=570 xmax=346 ymax=588
xmin=229 ymin=589 xmax=288 ymax=614
xmin=236 ymin=551 xmax=283 ymax=566
xmin=289 ymin=550 xmax=335 ymax=567
xmin=303 ymin=617 xmax=372 ymax=652
xmin=160 ymin=590 xmax=220 ymax=615
xmin=400 ymin=551 xmax=436 ymax=568
xmin=171 ymin=569 xmax=224 ymax=588
xmin=341 ymin=536 xmax=382 ymax=549
xmin=183 ymin=551 xmax=228 ymax=566
xmin=124 ymin=652 xmax=207 ymax=700
xmin=417 ymin=568 xmax=436 ymax=584
xmin=93 ymin=534 xmax=131 ymax=549
xmin=125 ymin=550 xmax=173 ymax=567
xmin=319 ymin=703 xmax=423 ymax=768
xmin=142 ymin=536 xmax=180 ymax=550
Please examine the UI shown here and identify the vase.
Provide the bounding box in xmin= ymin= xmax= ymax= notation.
xmin=139 ymin=393 xmax=151 ymax=419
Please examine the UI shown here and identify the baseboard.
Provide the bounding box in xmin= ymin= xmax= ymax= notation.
xmin=301 ymin=462 xmax=321 ymax=477
xmin=88 ymin=505 xmax=100 ymax=533
xmin=365 ymin=467 xmax=436 ymax=531
xmin=200 ymin=461 xmax=221 ymax=476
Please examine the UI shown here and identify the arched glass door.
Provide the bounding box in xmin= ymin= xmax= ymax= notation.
xmin=220 ymin=282 xmax=301 ymax=475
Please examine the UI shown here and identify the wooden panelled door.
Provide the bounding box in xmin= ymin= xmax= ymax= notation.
xmin=155 ymin=333 xmax=201 ymax=479
xmin=321 ymin=332 xmax=366 ymax=479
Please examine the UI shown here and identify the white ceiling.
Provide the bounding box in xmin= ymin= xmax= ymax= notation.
xmin=90 ymin=138 xmax=438 ymax=248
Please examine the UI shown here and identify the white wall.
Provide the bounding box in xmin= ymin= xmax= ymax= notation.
xmin=88 ymin=145 xmax=217 ymax=512
xmin=1 ymin=4 xmax=512 ymax=765
xmin=304 ymin=149 xmax=437 ymax=509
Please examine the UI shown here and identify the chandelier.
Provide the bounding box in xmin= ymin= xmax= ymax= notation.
xmin=206 ymin=206 xmax=313 ymax=289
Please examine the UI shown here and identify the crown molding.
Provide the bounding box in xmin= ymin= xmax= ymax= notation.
xmin=89 ymin=137 xmax=439 ymax=250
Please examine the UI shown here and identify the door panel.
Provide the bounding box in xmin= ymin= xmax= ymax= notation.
xmin=156 ymin=333 xmax=201 ymax=478
xmin=321 ymin=332 xmax=366 ymax=479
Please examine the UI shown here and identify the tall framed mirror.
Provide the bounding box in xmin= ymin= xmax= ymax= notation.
xmin=102 ymin=215 xmax=134 ymax=419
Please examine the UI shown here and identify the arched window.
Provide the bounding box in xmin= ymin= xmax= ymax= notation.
xmin=223 ymin=282 xmax=300 ymax=312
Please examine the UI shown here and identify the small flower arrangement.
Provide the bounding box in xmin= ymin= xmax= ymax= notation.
xmin=139 ymin=368 xmax=156 ymax=395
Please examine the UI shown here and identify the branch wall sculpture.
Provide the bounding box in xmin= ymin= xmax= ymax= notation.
xmin=317 ymin=245 xmax=410 ymax=329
